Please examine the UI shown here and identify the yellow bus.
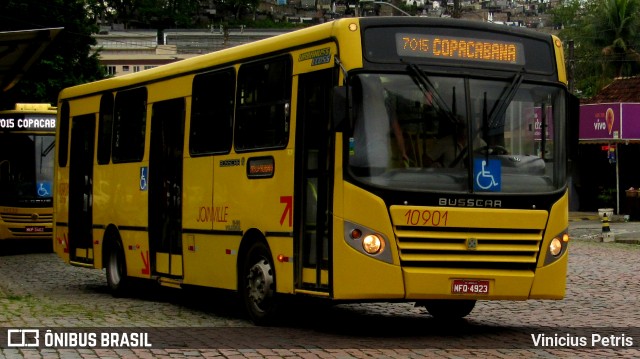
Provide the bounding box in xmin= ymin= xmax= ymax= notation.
xmin=54 ymin=17 xmax=577 ymax=325
xmin=0 ymin=103 xmax=56 ymax=242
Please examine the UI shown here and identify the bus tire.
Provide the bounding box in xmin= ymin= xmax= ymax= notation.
xmin=105 ymin=239 xmax=129 ymax=297
xmin=422 ymin=299 xmax=476 ymax=319
xmin=241 ymin=241 xmax=278 ymax=326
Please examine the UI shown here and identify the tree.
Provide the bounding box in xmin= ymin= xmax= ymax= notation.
xmin=0 ymin=0 xmax=105 ymax=109
xmin=135 ymin=0 xmax=202 ymax=29
xmin=85 ymin=0 xmax=203 ymax=29
xmin=593 ymin=0 xmax=640 ymax=78
xmin=553 ymin=0 xmax=640 ymax=98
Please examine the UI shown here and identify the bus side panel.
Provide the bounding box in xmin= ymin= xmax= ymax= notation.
xmin=93 ymin=228 xmax=104 ymax=268
xmin=266 ymin=235 xmax=294 ymax=294
xmin=147 ymin=77 xmax=193 ymax=103
xmin=215 ymin=149 xmax=296 ymax=290
xmin=182 ymin=149 xmax=296 ymax=291
xmin=53 ymin=225 xmax=69 ymax=262
xmin=92 ymin=160 xmax=113 ymax=269
xmin=183 ymin=234 xmax=239 ymax=290
xmin=108 ymin=163 xmax=149 ymax=228
xmin=332 ymin=182 xmax=404 ymax=300
xmin=121 ymin=230 xmax=151 ymax=279
xmin=529 ymin=254 xmax=567 ymax=299
xmin=105 ymin=158 xmax=149 ymax=277
xmin=536 ymin=191 xmax=569 ymax=267
xmin=54 ymin=162 xmax=70 ymax=261
xmin=530 ymin=191 xmax=568 ymax=299
xmin=182 ymin=154 xmax=224 ymax=288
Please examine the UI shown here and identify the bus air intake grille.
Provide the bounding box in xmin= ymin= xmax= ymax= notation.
xmin=394 ymin=225 xmax=542 ymax=271
xmin=0 ymin=213 xmax=53 ymax=223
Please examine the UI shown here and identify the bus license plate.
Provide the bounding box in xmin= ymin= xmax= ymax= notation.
xmin=26 ymin=226 xmax=45 ymax=233
xmin=451 ymin=279 xmax=489 ymax=294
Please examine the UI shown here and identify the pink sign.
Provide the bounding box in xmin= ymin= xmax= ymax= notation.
xmin=580 ymin=103 xmax=640 ymax=141
xmin=524 ymin=106 xmax=554 ymax=140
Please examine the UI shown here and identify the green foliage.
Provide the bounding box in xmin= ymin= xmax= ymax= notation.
xmin=0 ymin=0 xmax=106 ymax=109
xmin=593 ymin=0 xmax=640 ymax=78
xmin=554 ymin=0 xmax=640 ymax=98
xmin=134 ymin=0 xmax=202 ymax=28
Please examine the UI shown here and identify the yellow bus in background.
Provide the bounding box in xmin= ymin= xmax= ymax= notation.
xmin=54 ymin=17 xmax=577 ymax=325
xmin=0 ymin=103 xmax=56 ymax=242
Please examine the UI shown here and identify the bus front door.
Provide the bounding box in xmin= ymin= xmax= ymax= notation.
xmin=68 ymin=115 xmax=96 ymax=265
xmin=295 ymin=69 xmax=334 ymax=293
xmin=149 ymin=98 xmax=185 ymax=279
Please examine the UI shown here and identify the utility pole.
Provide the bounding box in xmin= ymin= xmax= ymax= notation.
xmin=453 ymin=0 xmax=461 ymax=18
xmin=568 ymin=40 xmax=575 ymax=94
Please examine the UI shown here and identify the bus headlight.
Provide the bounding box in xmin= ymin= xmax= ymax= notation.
xmin=362 ymin=234 xmax=385 ymax=254
xmin=343 ymin=220 xmax=393 ymax=264
xmin=549 ymin=237 xmax=562 ymax=256
xmin=544 ymin=230 xmax=569 ymax=265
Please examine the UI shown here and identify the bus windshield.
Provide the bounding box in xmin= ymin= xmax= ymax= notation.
xmin=348 ymin=72 xmax=566 ymax=193
xmin=0 ymin=134 xmax=55 ymax=205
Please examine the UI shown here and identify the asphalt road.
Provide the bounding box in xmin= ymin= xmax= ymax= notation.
xmin=0 ymin=218 xmax=639 ymax=358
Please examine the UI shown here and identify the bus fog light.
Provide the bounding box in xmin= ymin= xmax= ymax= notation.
xmin=549 ymin=238 xmax=562 ymax=256
xmin=362 ymin=234 xmax=384 ymax=254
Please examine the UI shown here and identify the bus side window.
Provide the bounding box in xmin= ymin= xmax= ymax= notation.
xmin=97 ymin=93 xmax=114 ymax=164
xmin=58 ymin=101 xmax=70 ymax=168
xmin=112 ymin=87 xmax=147 ymax=163
xmin=235 ymin=55 xmax=292 ymax=152
xmin=190 ymin=68 xmax=235 ymax=155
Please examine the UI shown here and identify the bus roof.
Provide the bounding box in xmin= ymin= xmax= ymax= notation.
xmin=57 ymin=19 xmax=352 ymax=100
xmin=57 ymin=17 xmax=555 ymax=101
xmin=0 ymin=103 xmax=56 ymax=114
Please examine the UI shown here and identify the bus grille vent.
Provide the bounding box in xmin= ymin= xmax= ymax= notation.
xmin=1 ymin=213 xmax=53 ymax=223
xmin=394 ymin=225 xmax=542 ymax=271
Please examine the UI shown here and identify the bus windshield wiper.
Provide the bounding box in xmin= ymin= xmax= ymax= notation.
xmin=406 ymin=64 xmax=457 ymax=124
xmin=487 ymin=71 xmax=523 ymax=128
xmin=42 ymin=140 xmax=55 ymax=157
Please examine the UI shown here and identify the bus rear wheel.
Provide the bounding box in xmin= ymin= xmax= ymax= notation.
xmin=421 ymin=299 xmax=476 ymax=319
xmin=105 ymin=240 xmax=129 ymax=296
xmin=241 ymin=241 xmax=278 ymax=326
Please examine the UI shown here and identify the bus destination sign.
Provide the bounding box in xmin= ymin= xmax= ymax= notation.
xmin=0 ymin=115 xmax=56 ymax=131
xmin=396 ymin=33 xmax=525 ymax=65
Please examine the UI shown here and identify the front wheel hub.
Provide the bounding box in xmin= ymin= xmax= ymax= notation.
xmin=246 ymin=259 xmax=273 ymax=306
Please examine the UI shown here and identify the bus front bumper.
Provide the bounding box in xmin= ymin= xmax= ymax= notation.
xmin=403 ymin=252 xmax=567 ymax=300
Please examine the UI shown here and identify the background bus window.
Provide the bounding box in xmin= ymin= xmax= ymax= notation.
xmin=112 ymin=87 xmax=147 ymax=163
xmin=235 ymin=56 xmax=292 ymax=152
xmin=190 ymin=69 xmax=235 ymax=155
xmin=0 ymin=134 xmax=54 ymax=202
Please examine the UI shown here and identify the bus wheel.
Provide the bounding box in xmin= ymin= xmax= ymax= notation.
xmin=421 ymin=299 xmax=476 ymax=319
xmin=106 ymin=240 xmax=129 ymax=296
xmin=242 ymin=241 xmax=277 ymax=326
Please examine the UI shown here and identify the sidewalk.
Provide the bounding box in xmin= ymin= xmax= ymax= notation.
xmin=570 ymin=211 xmax=640 ymax=245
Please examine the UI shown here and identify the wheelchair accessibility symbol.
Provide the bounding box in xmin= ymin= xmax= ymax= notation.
xmin=140 ymin=166 xmax=148 ymax=191
xmin=474 ymin=159 xmax=501 ymax=192
xmin=36 ymin=182 xmax=52 ymax=197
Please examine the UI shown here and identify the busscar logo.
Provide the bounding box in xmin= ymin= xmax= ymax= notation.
xmin=439 ymin=198 xmax=502 ymax=208
xmin=7 ymin=329 xmax=39 ymax=347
